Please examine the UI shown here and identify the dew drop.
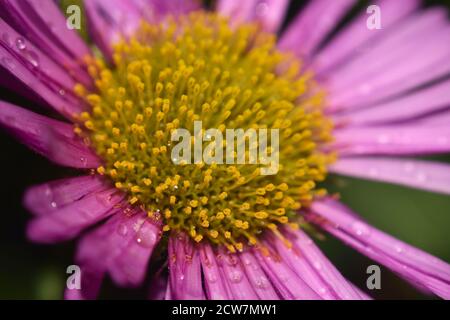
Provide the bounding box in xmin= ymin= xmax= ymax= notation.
xmin=136 ymin=229 xmax=156 ymax=248
xmin=256 ymin=2 xmax=269 ymax=17
xmin=229 ymin=270 xmax=242 ymax=283
xmin=416 ymin=172 xmax=427 ymax=182
xmin=117 ymin=223 xmax=128 ymax=236
xmin=80 ymin=156 xmax=88 ymax=166
xmin=179 ymin=274 xmax=185 ymax=281
xmin=16 ymin=37 xmax=26 ymax=50
xmin=351 ymin=221 xmax=371 ymax=238
xmin=395 ymin=245 xmax=404 ymax=254
xmin=255 ymin=276 xmax=269 ymax=289
xmin=50 ymin=201 xmax=57 ymax=208
xmin=207 ymin=273 xmax=217 ymax=283
xmin=59 ymin=89 xmax=66 ymax=96
xmin=24 ymin=50 xmax=39 ymax=68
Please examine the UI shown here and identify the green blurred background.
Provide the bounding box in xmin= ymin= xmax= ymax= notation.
xmin=0 ymin=0 xmax=449 ymax=299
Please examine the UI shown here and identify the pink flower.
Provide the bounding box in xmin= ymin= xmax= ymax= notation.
xmin=0 ymin=0 xmax=449 ymax=300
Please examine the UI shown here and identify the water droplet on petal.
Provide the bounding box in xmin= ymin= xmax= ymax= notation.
xmin=16 ymin=37 xmax=26 ymax=50
xmin=136 ymin=228 xmax=156 ymax=248
xmin=256 ymin=2 xmax=269 ymax=17
xmin=50 ymin=201 xmax=57 ymax=208
xmin=117 ymin=223 xmax=128 ymax=236
xmin=255 ymin=276 xmax=269 ymax=289
xmin=416 ymin=172 xmax=427 ymax=182
xmin=229 ymin=270 xmax=242 ymax=283
xmin=24 ymin=50 xmax=39 ymax=68
xmin=207 ymin=273 xmax=217 ymax=283
xmin=351 ymin=221 xmax=371 ymax=238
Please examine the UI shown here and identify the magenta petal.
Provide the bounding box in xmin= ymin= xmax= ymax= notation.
xmin=0 ymin=101 xmax=101 ymax=168
xmin=84 ymin=0 xmax=199 ymax=59
xmin=0 ymin=0 xmax=91 ymax=86
xmin=24 ymin=175 xmax=106 ymax=216
xmin=279 ymin=0 xmax=356 ymax=58
xmin=200 ymin=244 xmax=231 ymax=300
xmin=310 ymin=198 xmax=450 ymax=299
xmin=108 ymin=218 xmax=161 ymax=287
xmin=332 ymin=125 xmax=450 ymax=156
xmin=313 ymin=0 xmax=420 ymax=75
xmin=216 ymin=247 xmax=259 ymax=299
xmin=27 ymin=188 xmax=124 ymax=243
xmin=336 ymin=79 xmax=450 ymax=126
xmin=254 ymin=246 xmax=321 ymax=299
xmin=168 ymin=233 xmax=205 ymax=300
xmin=326 ymin=9 xmax=450 ymax=112
xmin=330 ymin=157 xmax=450 ymax=195
xmin=75 ymin=210 xmax=161 ymax=287
xmin=217 ymin=0 xmax=289 ymax=33
xmin=238 ymin=251 xmax=279 ymax=299
xmin=280 ymin=228 xmax=366 ymax=299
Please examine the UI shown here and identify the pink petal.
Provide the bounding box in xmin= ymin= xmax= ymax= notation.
xmin=330 ymin=157 xmax=450 ymax=195
xmin=1 ymin=0 xmax=91 ymax=86
xmin=332 ymin=125 xmax=450 ymax=155
xmin=238 ymin=250 xmax=280 ymax=299
xmin=108 ymin=217 xmax=161 ymax=287
xmin=75 ymin=210 xmax=161 ymax=288
xmin=168 ymin=233 xmax=205 ymax=300
xmin=84 ymin=0 xmax=198 ymax=59
xmin=313 ymin=0 xmax=420 ymax=75
xmin=280 ymin=228 xmax=367 ymax=299
xmin=216 ymin=247 xmax=259 ymax=299
xmin=27 ymin=188 xmax=124 ymax=243
xmin=309 ymin=198 xmax=450 ymax=299
xmin=0 ymin=101 xmax=101 ymax=167
xmin=217 ymin=0 xmax=289 ymax=33
xmin=253 ymin=246 xmax=321 ymax=299
xmin=278 ymin=0 xmax=356 ymax=58
xmin=24 ymin=175 xmax=107 ymax=216
xmin=335 ymin=79 xmax=450 ymax=126
xmin=0 ymin=43 xmax=87 ymax=119
xmin=200 ymin=244 xmax=231 ymax=299
xmin=326 ymin=9 xmax=450 ymax=112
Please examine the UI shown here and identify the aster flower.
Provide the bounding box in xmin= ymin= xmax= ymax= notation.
xmin=0 ymin=0 xmax=449 ymax=300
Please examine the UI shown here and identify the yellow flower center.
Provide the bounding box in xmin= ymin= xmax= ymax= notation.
xmin=74 ymin=12 xmax=334 ymax=252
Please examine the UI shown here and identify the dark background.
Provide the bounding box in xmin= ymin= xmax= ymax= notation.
xmin=0 ymin=0 xmax=449 ymax=299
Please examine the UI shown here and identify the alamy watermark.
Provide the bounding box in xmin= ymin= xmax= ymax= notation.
xmin=170 ymin=121 xmax=279 ymax=175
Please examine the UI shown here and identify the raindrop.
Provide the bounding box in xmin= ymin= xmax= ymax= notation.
xmin=16 ymin=37 xmax=26 ymax=50
xmin=50 ymin=201 xmax=57 ymax=208
xmin=377 ymin=134 xmax=390 ymax=144
xmin=229 ymin=270 xmax=242 ymax=283
xmin=351 ymin=221 xmax=371 ymax=238
xmin=80 ymin=157 xmax=88 ymax=166
xmin=59 ymin=89 xmax=66 ymax=96
xmin=256 ymin=2 xmax=269 ymax=17
xmin=136 ymin=229 xmax=156 ymax=248
xmin=395 ymin=245 xmax=404 ymax=254
xmin=313 ymin=261 xmax=322 ymax=270
xmin=255 ymin=276 xmax=269 ymax=289
xmin=207 ymin=273 xmax=217 ymax=283
xmin=416 ymin=172 xmax=427 ymax=182
xmin=117 ymin=223 xmax=128 ymax=236
xmin=179 ymin=274 xmax=185 ymax=281
xmin=24 ymin=50 xmax=39 ymax=68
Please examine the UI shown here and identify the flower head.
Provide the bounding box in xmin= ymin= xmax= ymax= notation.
xmin=0 ymin=0 xmax=449 ymax=300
